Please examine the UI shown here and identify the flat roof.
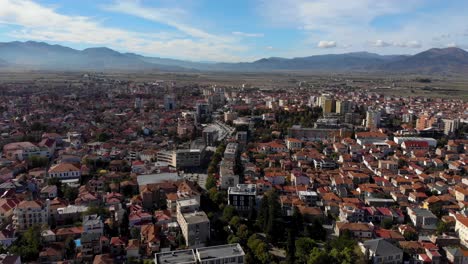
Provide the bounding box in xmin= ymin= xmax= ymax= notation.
xmin=155 ymin=249 xmax=196 ymax=264
xmin=196 ymin=243 xmax=245 ymax=260
xmin=183 ymin=211 xmax=209 ymax=224
xmin=137 ymin=173 xmax=182 ymax=186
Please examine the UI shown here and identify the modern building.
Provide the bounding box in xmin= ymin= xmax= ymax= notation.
xmin=157 ymin=148 xmax=204 ymax=168
xmin=336 ymin=100 xmax=354 ymax=114
xmin=366 ymin=109 xmax=381 ymax=129
xmin=318 ymin=94 xmax=336 ymax=114
xmin=155 ymin=243 xmax=245 ymax=264
xmin=202 ymin=126 xmax=218 ymax=147
xmin=176 ymin=199 xmax=210 ymax=248
xmin=224 ymin=143 xmax=239 ymax=161
xmin=196 ymin=243 xmax=245 ymax=264
xmin=155 ymin=249 xmax=197 ymax=264
xmin=228 ymin=184 xmax=257 ymax=212
xmin=443 ymin=118 xmax=460 ymax=135
xmin=164 ymin=94 xmax=176 ymax=111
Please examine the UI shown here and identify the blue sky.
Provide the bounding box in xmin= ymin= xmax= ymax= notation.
xmin=0 ymin=0 xmax=467 ymax=61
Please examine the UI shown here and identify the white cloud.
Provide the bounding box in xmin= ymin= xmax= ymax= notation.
xmin=394 ymin=40 xmax=422 ymax=48
xmin=446 ymin=43 xmax=458 ymax=48
xmin=0 ymin=0 xmax=247 ymax=61
xmin=317 ymin=40 xmax=336 ymax=48
xmin=258 ymin=0 xmax=468 ymax=56
xmin=265 ymin=46 xmax=274 ymax=50
xmin=371 ymin=40 xmax=391 ymax=47
xmin=232 ymin=31 xmax=264 ymax=37
xmin=370 ymin=40 xmax=421 ymax=48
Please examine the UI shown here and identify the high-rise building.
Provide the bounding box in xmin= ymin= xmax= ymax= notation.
xmin=164 ymin=94 xmax=176 ymax=111
xmin=134 ymin=97 xmax=142 ymax=109
xmin=319 ymin=95 xmax=335 ymax=114
xmin=336 ymin=100 xmax=353 ymax=114
xmin=443 ymin=118 xmax=460 ymax=135
xmin=366 ymin=109 xmax=381 ymax=129
xmin=416 ymin=114 xmax=437 ymax=130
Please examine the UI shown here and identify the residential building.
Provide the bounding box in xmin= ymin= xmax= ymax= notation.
xmin=228 ymin=184 xmax=257 ymax=212
xmin=407 ymin=207 xmax=438 ymax=230
xmin=176 ymin=199 xmax=210 ymax=248
xmin=359 ymin=238 xmax=403 ymax=264
xmin=13 ymin=200 xmax=50 ymax=231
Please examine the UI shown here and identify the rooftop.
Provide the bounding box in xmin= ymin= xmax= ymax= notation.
xmin=196 ymin=243 xmax=245 ymax=261
xmin=155 ymin=249 xmax=196 ymax=264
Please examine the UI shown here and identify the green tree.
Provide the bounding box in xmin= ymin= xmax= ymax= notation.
xmin=10 ymin=226 xmax=42 ymax=262
xmin=205 ymin=174 xmax=217 ymax=190
xmin=286 ymin=229 xmax=296 ymax=264
xmin=229 ymin=216 xmax=241 ymax=229
xmin=295 ymin=237 xmax=317 ymax=263
xmin=130 ymin=227 xmax=140 ymax=240
xmin=381 ymin=218 xmax=394 ymax=229
xmin=221 ymin=205 xmax=237 ymax=223
xmin=257 ymin=194 xmax=269 ymax=230
xmin=29 ymin=156 xmax=49 ymax=168
xmin=236 ymin=224 xmax=250 ymax=241
xmin=307 ymin=248 xmax=330 ymax=264
xmin=63 ymin=185 xmax=79 ymax=202
xmin=64 ymin=236 xmax=76 ymax=258
xmin=436 ymin=221 xmax=450 ymax=235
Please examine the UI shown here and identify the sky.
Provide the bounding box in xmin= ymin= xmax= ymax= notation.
xmin=0 ymin=0 xmax=467 ymax=62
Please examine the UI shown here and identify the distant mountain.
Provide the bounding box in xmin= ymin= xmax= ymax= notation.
xmin=379 ymin=47 xmax=468 ymax=73
xmin=0 ymin=41 xmax=467 ymax=74
xmin=0 ymin=41 xmax=186 ymax=71
xmin=216 ymin=52 xmax=409 ymax=71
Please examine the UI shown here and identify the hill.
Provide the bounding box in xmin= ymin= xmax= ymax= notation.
xmin=0 ymin=41 xmax=467 ymax=74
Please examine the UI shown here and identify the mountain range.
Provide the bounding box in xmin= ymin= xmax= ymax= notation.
xmin=0 ymin=41 xmax=467 ymax=74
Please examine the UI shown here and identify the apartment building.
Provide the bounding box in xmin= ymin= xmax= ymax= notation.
xmin=228 ymin=184 xmax=257 ymax=212
xmin=13 ymin=200 xmax=49 ymax=231
xmin=176 ymin=199 xmax=210 ymax=248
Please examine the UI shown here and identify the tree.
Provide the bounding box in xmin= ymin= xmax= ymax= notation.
xmin=83 ymin=205 xmax=110 ymax=218
xmin=404 ymin=231 xmax=418 ymax=241
xmin=295 ymin=237 xmax=317 ymax=264
xmin=96 ymin=132 xmax=112 ymax=142
xmin=229 ymin=216 xmax=241 ymax=229
xmin=63 ymin=185 xmax=79 ymax=202
xmin=221 ymin=205 xmax=237 ymax=223
xmin=436 ymin=221 xmax=450 ymax=235
xmin=257 ymin=194 xmax=269 ymax=230
xmin=205 ymin=174 xmax=217 ymax=190
xmin=29 ymin=156 xmax=49 ymax=168
xmin=286 ymin=229 xmax=296 ymax=264
xmin=10 ymin=226 xmax=42 ymax=262
xmin=307 ymin=248 xmax=330 ymax=264
xmin=130 ymin=227 xmax=140 ymax=240
xmin=64 ymin=236 xmax=76 ymax=258
xmin=266 ymin=191 xmax=282 ymax=243
xmin=291 ymin=206 xmax=304 ymax=235
xmin=306 ymin=219 xmax=327 ymax=241
xmin=381 ymin=218 xmax=394 ymax=229
xmin=236 ymin=224 xmax=250 ymax=241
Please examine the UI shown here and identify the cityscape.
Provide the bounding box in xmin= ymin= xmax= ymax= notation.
xmin=0 ymin=1 xmax=467 ymax=264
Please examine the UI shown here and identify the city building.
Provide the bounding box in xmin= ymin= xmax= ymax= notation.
xmin=228 ymin=184 xmax=257 ymax=212
xmin=366 ymin=109 xmax=381 ymax=129
xmin=13 ymin=200 xmax=50 ymax=231
xmin=176 ymin=199 xmax=210 ymax=248
xmin=359 ymin=238 xmax=403 ymax=264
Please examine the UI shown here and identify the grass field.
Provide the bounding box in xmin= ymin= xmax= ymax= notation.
xmin=0 ymin=70 xmax=466 ymax=100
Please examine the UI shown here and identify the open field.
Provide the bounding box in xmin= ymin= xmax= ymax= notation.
xmin=0 ymin=71 xmax=466 ymax=100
